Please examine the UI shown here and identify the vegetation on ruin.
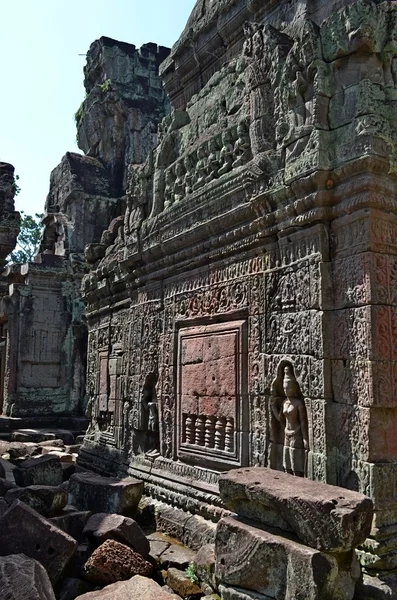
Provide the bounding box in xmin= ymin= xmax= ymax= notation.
xmin=9 ymin=211 xmax=44 ymax=264
xmin=12 ymin=174 xmax=21 ymax=196
xmin=74 ymin=102 xmax=85 ymax=127
xmin=98 ymin=78 xmax=111 ymax=93
xmin=185 ymin=563 xmax=199 ymax=585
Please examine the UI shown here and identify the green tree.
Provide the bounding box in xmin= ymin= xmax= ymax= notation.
xmin=9 ymin=212 xmax=44 ymax=264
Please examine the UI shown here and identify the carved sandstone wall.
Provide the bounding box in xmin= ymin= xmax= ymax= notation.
xmin=79 ymin=0 xmax=397 ymax=576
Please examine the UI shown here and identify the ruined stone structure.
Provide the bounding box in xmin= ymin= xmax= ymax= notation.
xmin=0 ymin=38 xmax=169 ymax=419
xmin=77 ymin=0 xmax=397 ymax=584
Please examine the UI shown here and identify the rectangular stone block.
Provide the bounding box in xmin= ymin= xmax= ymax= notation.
xmin=0 ymin=500 xmax=77 ymax=584
xmin=219 ymin=468 xmax=373 ymax=552
xmin=215 ymin=516 xmax=359 ymax=600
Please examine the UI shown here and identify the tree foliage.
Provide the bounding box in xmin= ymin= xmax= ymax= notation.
xmin=9 ymin=212 xmax=44 ymax=264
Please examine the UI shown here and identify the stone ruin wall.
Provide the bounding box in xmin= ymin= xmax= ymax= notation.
xmin=78 ymin=0 xmax=397 ymax=575
xmin=0 ymin=38 xmax=170 ymax=419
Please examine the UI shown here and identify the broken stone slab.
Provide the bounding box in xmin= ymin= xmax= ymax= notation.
xmin=0 ymin=440 xmax=39 ymax=458
xmin=149 ymin=539 xmax=171 ymax=562
xmin=166 ymin=567 xmax=202 ymax=599
xmin=74 ymin=574 xmax=179 ymax=599
xmin=83 ymin=513 xmax=150 ymax=556
xmin=82 ymin=539 xmax=152 ymax=586
xmin=50 ymin=509 xmax=92 ymax=543
xmin=39 ymin=439 xmax=65 ymax=448
xmin=14 ymin=454 xmax=63 ymax=487
xmin=68 ymin=471 xmax=143 ymax=515
xmin=0 ymin=553 xmax=56 ymax=600
xmin=45 ymin=450 xmax=75 ymax=464
xmin=216 ymin=516 xmax=360 ymax=600
xmin=5 ymin=485 xmax=68 ymax=517
xmin=159 ymin=542 xmax=196 ymax=569
xmin=0 ymin=500 xmax=78 ymax=584
xmin=219 ymin=468 xmax=373 ymax=552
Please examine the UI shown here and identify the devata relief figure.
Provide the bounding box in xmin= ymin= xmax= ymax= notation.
xmin=140 ymin=373 xmax=160 ymax=458
xmin=271 ymin=363 xmax=309 ymax=477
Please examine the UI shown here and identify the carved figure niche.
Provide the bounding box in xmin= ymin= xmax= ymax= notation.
xmin=270 ymin=361 xmax=309 ymax=477
xmin=139 ymin=372 xmax=160 ymax=458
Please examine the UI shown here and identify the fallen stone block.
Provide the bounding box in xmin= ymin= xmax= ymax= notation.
xmin=0 ymin=500 xmax=78 ymax=584
xmin=216 ymin=516 xmax=360 ymax=600
xmin=74 ymin=574 xmax=179 ymax=599
xmin=83 ymin=513 xmax=150 ymax=556
xmin=11 ymin=429 xmax=56 ymax=443
xmin=0 ymin=497 xmax=8 ymax=517
xmin=82 ymin=539 xmax=152 ymax=586
xmin=46 ymin=450 xmax=74 ymax=464
xmin=0 ymin=475 xmax=18 ymax=496
xmin=65 ymin=444 xmax=82 ymax=453
xmin=5 ymin=485 xmax=68 ymax=517
xmin=194 ymin=543 xmax=216 ymax=588
xmin=0 ymin=553 xmax=56 ymax=600
xmin=166 ymin=567 xmax=202 ymax=599
xmin=159 ymin=542 xmax=196 ymax=569
xmin=68 ymin=471 xmax=143 ymax=515
xmin=219 ymin=467 xmax=373 ymax=552
xmin=14 ymin=454 xmax=63 ymax=487
xmin=0 ymin=440 xmax=38 ymax=459
xmin=0 ymin=456 xmax=16 ymax=482
xmin=50 ymin=509 xmax=92 ymax=543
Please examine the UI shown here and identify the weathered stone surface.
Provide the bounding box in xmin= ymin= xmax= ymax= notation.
xmin=83 ymin=513 xmax=150 ymax=556
xmin=0 ymin=554 xmax=56 ymax=600
xmin=68 ymin=471 xmax=143 ymax=515
xmin=216 ymin=517 xmax=360 ymax=600
xmin=0 ymin=476 xmax=18 ymax=496
xmin=194 ymin=544 xmax=216 ymax=588
xmin=0 ymin=440 xmax=38 ymax=458
xmin=5 ymin=485 xmax=67 ymax=517
xmin=14 ymin=455 xmax=63 ymax=487
xmin=166 ymin=567 xmax=202 ymax=599
xmin=0 ymin=162 xmax=20 ymax=269
xmin=0 ymin=500 xmax=78 ymax=584
xmin=0 ymin=497 xmax=8 ymax=517
xmin=0 ymin=457 xmax=16 ymax=482
xmin=354 ymin=573 xmax=397 ymax=599
xmin=159 ymin=543 xmax=196 ymax=569
xmin=74 ymin=575 xmax=179 ymax=599
xmin=219 ymin=468 xmax=373 ymax=552
xmin=82 ymin=539 xmax=152 ymax=585
xmin=11 ymin=430 xmax=57 ymax=443
xmin=50 ymin=509 xmax=92 ymax=543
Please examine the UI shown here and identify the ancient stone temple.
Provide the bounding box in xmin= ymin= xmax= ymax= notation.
xmin=0 ymin=38 xmax=169 ymax=419
xmin=72 ymin=0 xmax=397 ymax=583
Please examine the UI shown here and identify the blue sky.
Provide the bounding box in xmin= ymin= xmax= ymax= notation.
xmin=1 ymin=0 xmax=196 ymax=216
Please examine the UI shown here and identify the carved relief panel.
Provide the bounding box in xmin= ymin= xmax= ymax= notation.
xmin=177 ymin=320 xmax=248 ymax=470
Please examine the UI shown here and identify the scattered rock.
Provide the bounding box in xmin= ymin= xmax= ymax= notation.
xmin=61 ymin=462 xmax=76 ymax=481
xmin=11 ymin=429 xmax=56 ymax=443
xmin=219 ymin=467 xmax=374 ymax=552
xmin=50 ymin=509 xmax=92 ymax=543
xmin=166 ymin=567 xmax=202 ymax=599
xmin=68 ymin=471 xmax=143 ymax=515
xmin=0 ymin=500 xmax=78 ymax=584
xmin=0 ymin=457 xmax=16 ymax=482
xmin=159 ymin=543 xmax=196 ymax=569
xmin=5 ymin=485 xmax=68 ymax=517
xmin=74 ymin=574 xmax=179 ymax=599
xmin=0 ymin=476 xmax=18 ymax=496
xmin=65 ymin=444 xmax=81 ymax=453
xmin=149 ymin=539 xmax=171 ymax=562
xmin=0 ymin=440 xmax=38 ymax=459
xmin=83 ymin=513 xmax=150 ymax=556
xmin=82 ymin=539 xmax=152 ymax=586
xmin=0 ymin=553 xmax=56 ymax=600
xmin=0 ymin=497 xmax=8 ymax=517
xmin=39 ymin=439 xmax=65 ymax=448
xmin=46 ymin=450 xmax=74 ymax=464
xmin=194 ymin=544 xmax=216 ymax=588
xmin=14 ymin=455 xmax=63 ymax=487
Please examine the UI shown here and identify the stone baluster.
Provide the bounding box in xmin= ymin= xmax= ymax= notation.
xmin=225 ymin=417 xmax=234 ymax=452
xmin=215 ymin=417 xmax=226 ymax=450
xmin=195 ymin=415 xmax=205 ymax=446
xmin=185 ymin=414 xmax=196 ymax=444
xmin=205 ymin=416 xmax=216 ymax=448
